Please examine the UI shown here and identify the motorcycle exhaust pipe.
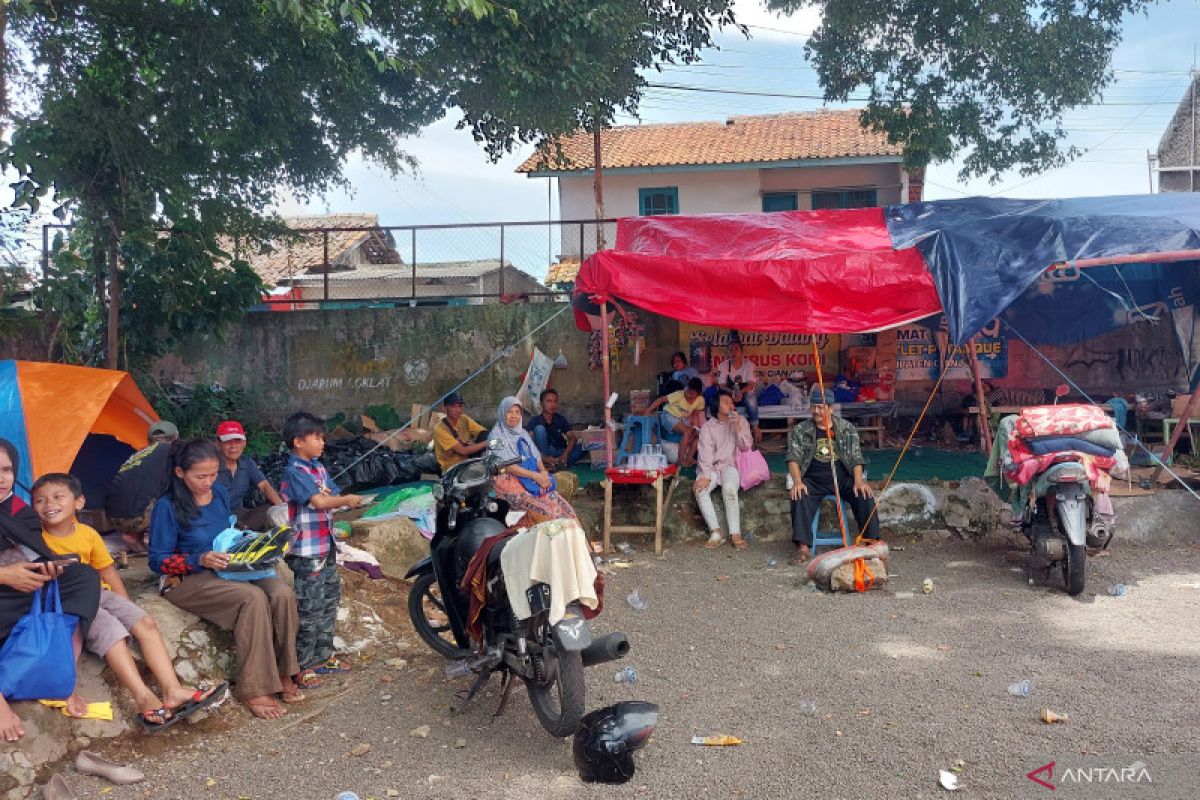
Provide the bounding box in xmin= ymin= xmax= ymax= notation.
xmin=580 ymin=632 xmax=630 ymax=668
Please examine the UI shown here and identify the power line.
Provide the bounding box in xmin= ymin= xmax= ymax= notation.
xmin=644 ymin=80 xmax=1191 ymax=107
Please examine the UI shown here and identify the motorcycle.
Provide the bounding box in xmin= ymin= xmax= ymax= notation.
xmin=405 ymin=442 xmax=630 ymax=737
xmin=1019 ymin=461 xmax=1114 ymax=596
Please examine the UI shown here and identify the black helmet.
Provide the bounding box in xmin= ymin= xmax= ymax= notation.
xmin=573 ymin=701 xmax=660 ymax=784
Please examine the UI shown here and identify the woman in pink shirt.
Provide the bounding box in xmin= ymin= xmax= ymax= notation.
xmin=695 ymin=390 xmax=753 ymax=550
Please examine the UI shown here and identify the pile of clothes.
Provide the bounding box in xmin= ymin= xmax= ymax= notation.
xmin=988 ymin=403 xmax=1129 ymax=523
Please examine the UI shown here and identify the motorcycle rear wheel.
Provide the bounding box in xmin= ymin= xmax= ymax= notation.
xmin=1063 ymin=543 xmax=1086 ymax=596
xmin=407 ymin=572 xmax=461 ymax=658
xmin=525 ymin=626 xmax=584 ymax=737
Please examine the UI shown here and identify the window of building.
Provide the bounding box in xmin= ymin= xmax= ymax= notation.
xmin=810 ymin=189 xmax=878 ymax=210
xmin=638 ymin=187 xmax=679 ymax=216
xmin=761 ymin=192 xmax=798 ymax=212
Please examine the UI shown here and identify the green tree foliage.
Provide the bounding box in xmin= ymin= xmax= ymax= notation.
xmin=3 ymin=0 xmax=736 ymax=368
xmin=768 ymin=0 xmax=1152 ymax=180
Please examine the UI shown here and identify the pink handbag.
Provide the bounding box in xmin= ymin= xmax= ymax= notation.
xmin=736 ymin=448 xmax=770 ymax=491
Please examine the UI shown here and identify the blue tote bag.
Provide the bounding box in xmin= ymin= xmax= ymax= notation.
xmin=516 ymin=439 xmax=555 ymax=496
xmin=0 ymin=580 xmax=78 ymax=701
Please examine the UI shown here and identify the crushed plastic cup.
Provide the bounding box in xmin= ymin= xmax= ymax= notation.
xmin=938 ymin=770 xmax=959 ymax=791
xmin=614 ymin=666 xmax=637 ymax=684
xmin=1007 ymin=679 xmax=1032 ymax=698
xmin=922 ymin=578 xmax=935 ymax=594
xmin=798 ymin=700 xmax=817 ymax=716
xmin=1108 ymin=583 xmax=1127 ymax=597
xmin=336 ymin=794 xmax=361 ymax=800
xmin=765 ymin=556 xmax=778 ymax=568
xmin=627 ymin=589 xmax=648 ymax=611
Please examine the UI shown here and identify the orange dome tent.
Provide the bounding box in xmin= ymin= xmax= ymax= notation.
xmin=0 ymin=360 xmax=160 ymax=503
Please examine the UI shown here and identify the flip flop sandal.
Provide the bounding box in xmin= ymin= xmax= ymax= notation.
xmin=730 ymin=534 xmax=749 ymax=550
xmin=704 ymin=535 xmax=727 ymax=549
xmin=296 ymin=669 xmax=324 ymax=690
xmin=787 ymin=548 xmax=810 ymax=566
xmin=136 ymin=706 xmax=183 ymax=733
xmin=170 ymin=682 xmax=228 ymax=717
xmin=311 ymin=657 xmax=352 ymax=675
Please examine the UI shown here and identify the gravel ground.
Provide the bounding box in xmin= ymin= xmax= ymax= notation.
xmin=60 ymin=532 xmax=1200 ymax=800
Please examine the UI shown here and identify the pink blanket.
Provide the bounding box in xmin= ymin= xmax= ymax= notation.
xmin=1015 ymin=404 xmax=1115 ymax=440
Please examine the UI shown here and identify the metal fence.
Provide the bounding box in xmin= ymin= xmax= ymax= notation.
xmin=41 ymin=217 xmax=621 ymax=308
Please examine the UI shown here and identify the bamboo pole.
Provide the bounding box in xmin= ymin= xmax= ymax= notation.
xmin=600 ymin=301 xmax=614 ymax=467
xmin=968 ymin=336 xmax=993 ymax=454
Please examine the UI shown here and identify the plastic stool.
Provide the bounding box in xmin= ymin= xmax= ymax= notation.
xmin=616 ymin=415 xmax=656 ymax=466
xmin=811 ymin=495 xmax=852 ymax=553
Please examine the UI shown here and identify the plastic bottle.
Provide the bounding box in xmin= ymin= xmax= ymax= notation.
xmin=614 ymin=666 xmax=638 ymax=684
xmin=1108 ymin=583 xmax=1127 ymax=597
xmin=1007 ymin=679 xmax=1032 ymax=698
xmin=626 ymin=589 xmax=647 ymax=611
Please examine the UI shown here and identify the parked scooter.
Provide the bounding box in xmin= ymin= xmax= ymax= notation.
xmin=405 ymin=442 xmax=629 ymax=736
xmin=1019 ymin=461 xmax=1114 ymax=595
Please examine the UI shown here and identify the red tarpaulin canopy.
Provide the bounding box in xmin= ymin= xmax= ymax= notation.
xmin=574 ymin=207 xmax=942 ymax=333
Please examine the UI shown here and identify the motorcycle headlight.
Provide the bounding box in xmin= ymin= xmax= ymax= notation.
xmin=431 ymin=483 xmax=445 ymax=502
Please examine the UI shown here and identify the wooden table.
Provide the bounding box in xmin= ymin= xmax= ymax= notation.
xmin=602 ymin=464 xmax=679 ymax=557
xmin=757 ymin=401 xmax=897 ymax=449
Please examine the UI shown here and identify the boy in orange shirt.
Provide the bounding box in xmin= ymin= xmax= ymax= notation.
xmin=33 ymin=473 xmax=224 ymax=731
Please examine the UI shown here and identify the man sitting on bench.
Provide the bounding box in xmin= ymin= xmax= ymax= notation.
xmin=786 ymin=387 xmax=879 ymax=565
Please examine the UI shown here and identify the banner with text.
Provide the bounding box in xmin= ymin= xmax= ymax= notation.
xmin=895 ymin=317 xmax=1007 ymax=381
xmin=679 ymin=326 xmax=840 ymax=381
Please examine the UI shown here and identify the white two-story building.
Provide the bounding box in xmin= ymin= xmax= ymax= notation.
xmin=517 ymin=109 xmax=924 ymax=279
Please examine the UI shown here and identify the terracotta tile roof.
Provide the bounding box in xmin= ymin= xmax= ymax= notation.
xmin=545 ymin=258 xmax=581 ymax=285
xmin=516 ymin=110 xmax=901 ymax=174
xmin=238 ymin=213 xmax=401 ymax=286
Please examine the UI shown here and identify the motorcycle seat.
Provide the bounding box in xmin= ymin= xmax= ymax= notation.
xmin=486 ymin=537 xmax=509 ymax=569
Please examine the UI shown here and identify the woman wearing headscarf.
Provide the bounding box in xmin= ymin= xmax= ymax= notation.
xmin=489 ymin=397 xmax=577 ymax=524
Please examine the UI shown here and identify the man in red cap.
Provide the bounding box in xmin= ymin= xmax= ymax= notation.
xmin=216 ymin=421 xmax=284 ymax=530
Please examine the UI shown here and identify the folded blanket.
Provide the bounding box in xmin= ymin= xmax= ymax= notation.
xmin=1034 ymin=425 xmax=1123 ymax=451
xmin=1027 ymin=436 xmax=1116 ymax=458
xmin=1016 ymin=404 xmax=1115 ymax=440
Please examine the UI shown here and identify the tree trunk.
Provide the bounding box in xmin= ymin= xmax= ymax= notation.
xmin=592 ymin=123 xmax=605 ymax=252
xmin=105 ymin=230 xmax=120 ymax=370
xmin=1 ymin=3 xmax=8 ymax=125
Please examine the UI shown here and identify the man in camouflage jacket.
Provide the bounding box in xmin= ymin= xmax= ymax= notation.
xmin=786 ymin=387 xmax=879 ymax=565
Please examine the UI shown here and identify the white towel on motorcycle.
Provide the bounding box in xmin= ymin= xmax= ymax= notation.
xmin=501 ymin=518 xmax=599 ymax=625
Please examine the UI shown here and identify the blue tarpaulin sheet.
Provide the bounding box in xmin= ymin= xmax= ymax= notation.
xmin=886 ymin=194 xmax=1200 ymax=343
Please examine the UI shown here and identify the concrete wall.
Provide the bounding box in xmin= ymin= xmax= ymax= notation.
xmin=155 ymin=303 xmax=680 ymax=428
xmin=758 ymin=162 xmax=904 ymax=208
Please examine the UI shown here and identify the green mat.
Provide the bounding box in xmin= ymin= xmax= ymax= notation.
xmin=568 ymin=447 xmax=987 ymax=487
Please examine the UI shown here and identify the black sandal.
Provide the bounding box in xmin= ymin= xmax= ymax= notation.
xmin=137 ymin=706 xmax=182 ymax=733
